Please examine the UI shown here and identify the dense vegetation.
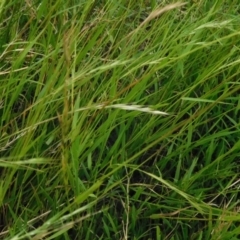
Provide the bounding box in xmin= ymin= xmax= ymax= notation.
xmin=0 ymin=0 xmax=240 ymax=239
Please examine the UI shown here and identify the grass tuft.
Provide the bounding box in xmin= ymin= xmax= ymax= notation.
xmin=1 ymin=0 xmax=240 ymax=239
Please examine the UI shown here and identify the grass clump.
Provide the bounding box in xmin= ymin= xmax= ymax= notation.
xmin=0 ymin=0 xmax=240 ymax=239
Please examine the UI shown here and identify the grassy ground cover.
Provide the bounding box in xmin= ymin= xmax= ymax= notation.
xmin=0 ymin=0 xmax=240 ymax=239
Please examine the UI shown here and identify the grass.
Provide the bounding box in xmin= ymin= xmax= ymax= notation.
xmin=0 ymin=0 xmax=240 ymax=239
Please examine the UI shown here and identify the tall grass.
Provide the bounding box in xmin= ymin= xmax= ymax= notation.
xmin=0 ymin=0 xmax=240 ymax=239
